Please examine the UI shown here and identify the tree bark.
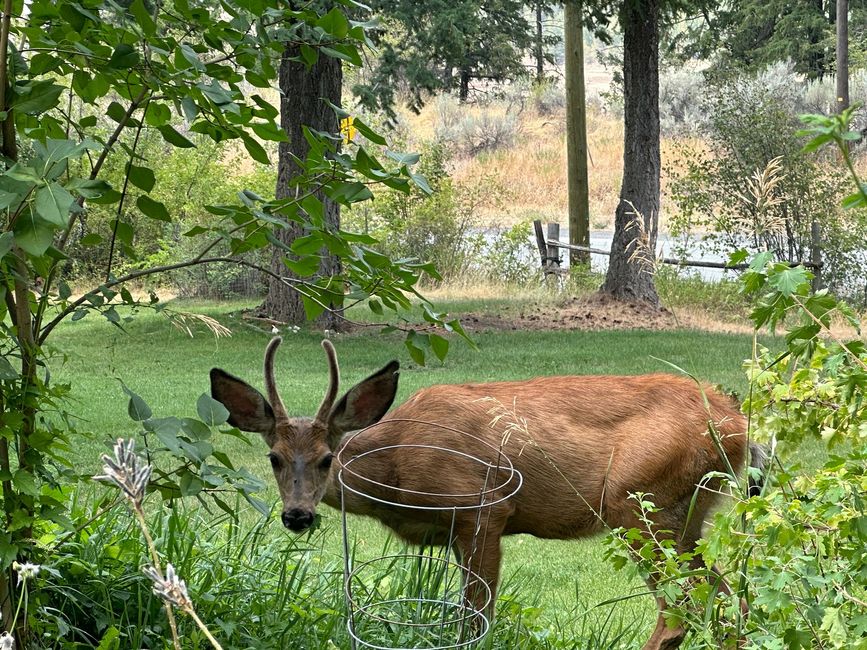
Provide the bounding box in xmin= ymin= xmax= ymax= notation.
xmin=564 ymin=0 xmax=589 ymax=268
xmin=459 ymin=66 xmax=471 ymax=102
xmin=836 ymin=0 xmax=849 ymax=112
xmin=535 ymin=2 xmax=545 ymax=83
xmin=600 ymin=0 xmax=660 ymax=306
xmin=259 ymin=44 xmax=344 ymax=328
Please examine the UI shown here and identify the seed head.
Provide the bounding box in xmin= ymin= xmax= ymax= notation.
xmin=143 ymin=563 xmax=193 ymax=612
xmin=12 ymin=561 xmax=41 ymax=584
xmin=94 ymin=438 xmax=152 ymax=505
xmin=0 ymin=631 xmax=15 ymax=650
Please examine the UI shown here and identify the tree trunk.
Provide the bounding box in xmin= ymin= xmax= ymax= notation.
xmin=564 ymin=0 xmax=589 ymax=268
xmin=535 ymin=2 xmax=545 ymax=83
xmin=459 ymin=66 xmax=471 ymax=102
xmin=600 ymin=0 xmax=660 ymax=306
xmin=259 ymin=44 xmax=344 ymax=329
xmin=836 ymin=0 xmax=849 ymax=112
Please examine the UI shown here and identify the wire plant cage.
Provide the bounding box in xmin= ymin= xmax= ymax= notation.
xmin=337 ymin=419 xmax=523 ymax=650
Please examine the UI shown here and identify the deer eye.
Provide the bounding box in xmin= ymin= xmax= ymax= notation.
xmin=320 ymin=454 xmax=333 ymax=471
xmin=268 ymin=453 xmax=281 ymax=470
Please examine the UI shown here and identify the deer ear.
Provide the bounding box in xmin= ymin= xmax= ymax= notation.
xmin=210 ymin=368 xmax=276 ymax=445
xmin=328 ymin=361 xmax=399 ymax=443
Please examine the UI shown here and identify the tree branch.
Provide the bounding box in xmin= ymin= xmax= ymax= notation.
xmin=39 ymin=256 xmax=417 ymax=343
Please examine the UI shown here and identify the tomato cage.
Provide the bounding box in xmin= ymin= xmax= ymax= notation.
xmin=336 ymin=419 xmax=524 ymax=650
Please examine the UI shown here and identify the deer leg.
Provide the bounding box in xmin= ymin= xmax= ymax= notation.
xmin=455 ymin=531 xmax=502 ymax=617
xmin=641 ymin=581 xmax=687 ymax=650
xmin=629 ymin=510 xmax=692 ymax=650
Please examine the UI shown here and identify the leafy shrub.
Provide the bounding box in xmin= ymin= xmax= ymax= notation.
xmin=530 ymin=80 xmax=567 ymax=116
xmin=434 ymin=94 xmax=521 ymax=156
xmin=346 ymin=142 xmax=539 ymax=286
xmin=658 ymin=67 xmax=706 ymax=136
xmin=483 ymin=221 xmax=538 ymax=284
xmin=605 ymin=114 xmax=867 ymax=650
xmin=667 ymin=66 xmax=866 ymax=301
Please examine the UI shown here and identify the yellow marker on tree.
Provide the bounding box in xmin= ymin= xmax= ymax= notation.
xmin=340 ymin=116 xmax=356 ymax=144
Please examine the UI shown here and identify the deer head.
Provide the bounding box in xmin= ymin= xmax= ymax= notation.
xmin=210 ymin=338 xmax=399 ymax=532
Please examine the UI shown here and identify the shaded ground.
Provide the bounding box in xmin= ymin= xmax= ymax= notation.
xmin=459 ymin=292 xmax=753 ymax=334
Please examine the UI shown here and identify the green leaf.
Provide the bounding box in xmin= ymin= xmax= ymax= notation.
xmin=136 ymin=195 xmax=170 ymax=222
xmin=409 ymin=172 xmax=432 ymax=195
xmin=129 ymin=0 xmax=156 ymax=36
xmin=126 ymin=165 xmax=155 ymax=192
xmin=768 ymin=265 xmax=810 ymax=297
xmin=123 ymin=385 xmax=153 ymax=421
xmin=841 ymin=190 xmax=867 ymax=210
xmin=179 ymin=471 xmax=204 ymax=497
xmin=181 ymin=418 xmax=211 ymax=440
xmin=108 ymin=43 xmax=140 ymax=69
xmin=299 ymin=44 xmax=318 ymax=67
xmin=12 ymin=80 xmax=64 ymax=115
xmin=429 ymin=333 xmax=449 ymax=362
xmin=197 ymin=393 xmax=229 ymax=426
xmin=244 ymin=493 xmax=270 ymax=517
xmin=351 ymin=118 xmax=387 ymax=145
xmin=78 ymin=232 xmax=103 ymax=246
xmin=67 ymin=178 xmax=112 ymax=198
xmin=0 ymin=356 xmax=18 ymax=380
xmin=95 ymin=626 xmax=120 ymax=650
xmin=0 ymin=231 xmax=12 ymax=259
xmin=157 ymin=124 xmax=196 ymax=148
xmin=106 ymin=102 xmax=128 ymax=124
xmin=316 ymin=7 xmax=350 ymax=39
xmin=300 ymin=293 xmax=326 ymax=321
xmin=404 ymin=331 xmax=428 ymax=366
xmin=13 ymin=210 xmax=56 ymax=256
xmin=241 ymin=133 xmax=269 ymax=164
xmin=13 ymin=469 xmax=39 ymax=496
xmin=34 ymin=183 xmax=75 ymax=227
xmin=386 ymin=151 xmax=421 ymax=166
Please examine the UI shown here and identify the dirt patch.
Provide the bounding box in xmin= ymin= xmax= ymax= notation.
xmin=460 ymin=293 xmax=674 ymax=332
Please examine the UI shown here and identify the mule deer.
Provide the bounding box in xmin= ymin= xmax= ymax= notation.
xmin=210 ymin=337 xmax=763 ymax=650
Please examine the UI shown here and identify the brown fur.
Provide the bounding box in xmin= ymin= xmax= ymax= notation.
xmin=211 ymin=339 xmax=750 ymax=650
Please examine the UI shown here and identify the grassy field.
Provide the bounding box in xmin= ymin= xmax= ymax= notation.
xmin=51 ymin=295 xmax=770 ymax=644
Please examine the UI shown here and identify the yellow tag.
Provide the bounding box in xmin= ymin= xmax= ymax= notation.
xmin=340 ymin=116 xmax=356 ymax=144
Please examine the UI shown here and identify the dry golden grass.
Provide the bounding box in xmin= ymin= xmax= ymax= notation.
xmin=397 ymin=99 xmax=706 ymax=231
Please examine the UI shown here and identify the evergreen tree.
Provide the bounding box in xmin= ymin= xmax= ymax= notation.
xmin=680 ymin=0 xmax=867 ymax=79
xmin=357 ymin=0 xmax=534 ymax=109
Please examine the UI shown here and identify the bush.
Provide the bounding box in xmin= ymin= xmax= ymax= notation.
xmin=530 ymin=80 xmax=567 ymax=116
xmin=483 ymin=221 xmax=538 ymax=284
xmin=658 ymin=66 xmax=706 ymax=136
xmin=434 ymin=94 xmax=521 ymax=156
xmin=667 ymin=65 xmax=867 ymax=301
xmin=605 ymin=117 xmax=867 ymax=650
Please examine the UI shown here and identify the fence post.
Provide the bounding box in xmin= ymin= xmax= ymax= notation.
xmin=533 ymin=220 xmax=548 ymax=273
xmin=811 ymin=219 xmax=823 ymax=291
xmin=546 ymin=223 xmax=561 ymax=272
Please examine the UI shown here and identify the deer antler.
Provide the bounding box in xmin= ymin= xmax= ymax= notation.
xmin=264 ymin=337 xmax=290 ymax=423
xmin=314 ymin=339 xmax=339 ymax=426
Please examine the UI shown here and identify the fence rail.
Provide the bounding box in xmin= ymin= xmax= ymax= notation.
xmin=532 ymin=220 xmax=824 ymax=275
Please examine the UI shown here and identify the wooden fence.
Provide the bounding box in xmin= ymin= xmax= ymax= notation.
xmin=532 ymin=220 xmax=823 ymax=285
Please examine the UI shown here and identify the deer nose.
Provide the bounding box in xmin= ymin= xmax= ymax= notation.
xmin=282 ymin=508 xmax=313 ymax=532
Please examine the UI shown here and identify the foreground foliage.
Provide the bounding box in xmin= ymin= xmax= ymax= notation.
xmin=606 ymin=110 xmax=867 ymax=650
xmin=0 ymin=0 xmax=470 ymax=640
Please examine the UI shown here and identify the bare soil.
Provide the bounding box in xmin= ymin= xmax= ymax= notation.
xmin=459 ymin=293 xmax=755 ymax=335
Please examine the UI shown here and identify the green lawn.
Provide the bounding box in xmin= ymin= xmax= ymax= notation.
xmin=50 ymin=296 xmax=772 ymax=642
